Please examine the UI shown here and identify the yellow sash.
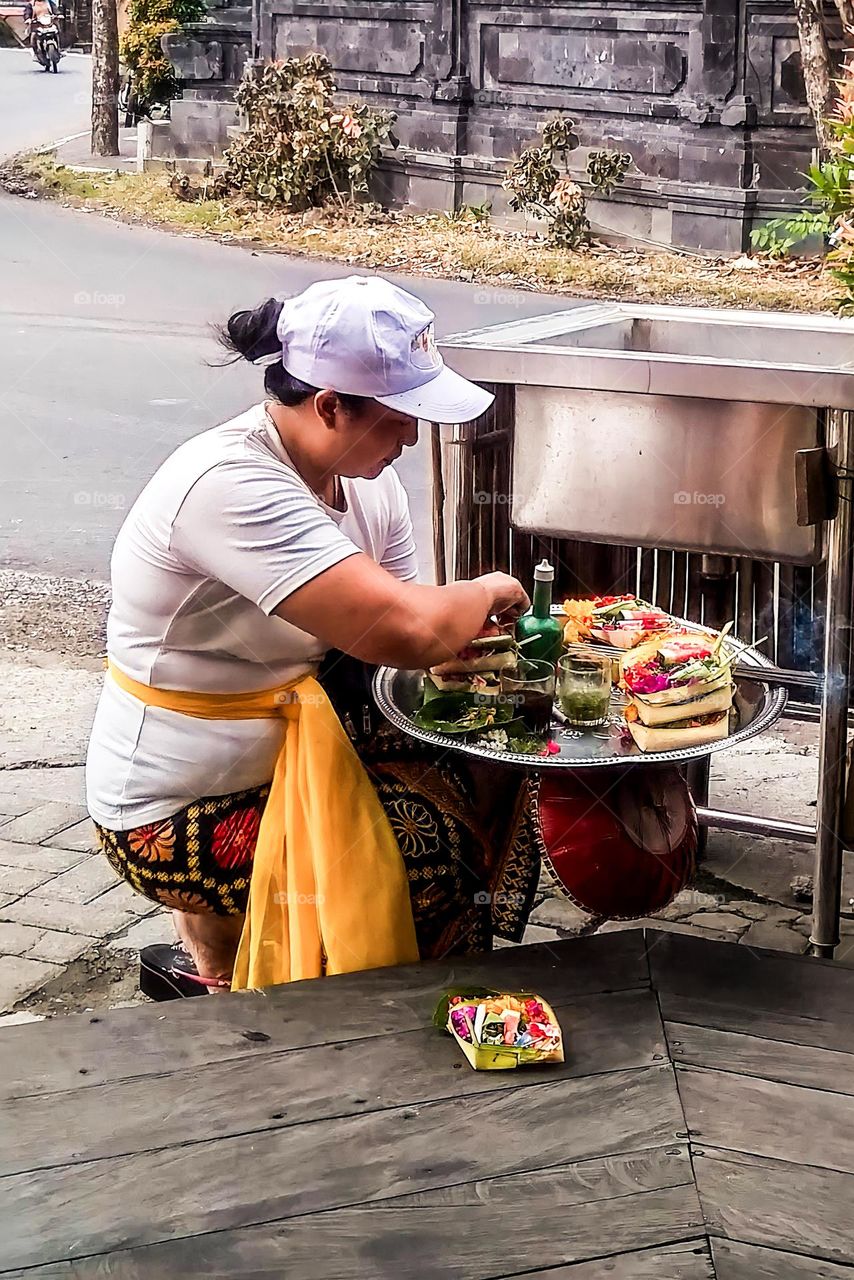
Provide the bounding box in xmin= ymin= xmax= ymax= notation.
xmin=107 ymin=661 xmax=419 ymax=990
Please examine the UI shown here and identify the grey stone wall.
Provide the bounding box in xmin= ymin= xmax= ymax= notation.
xmin=151 ymin=0 xmax=251 ymax=163
xmin=158 ymin=0 xmax=833 ymax=252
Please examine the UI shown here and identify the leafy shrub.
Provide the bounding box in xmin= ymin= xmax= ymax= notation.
xmin=120 ymin=0 xmax=205 ymax=107
xmin=221 ymin=54 xmax=397 ymax=209
xmin=750 ymin=62 xmax=854 ymax=307
xmin=503 ymin=116 xmax=631 ymax=249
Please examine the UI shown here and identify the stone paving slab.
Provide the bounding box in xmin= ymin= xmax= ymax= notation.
xmin=106 ymin=910 xmax=171 ymax=953
xmin=0 ymin=893 xmax=134 ymax=937
xmin=26 ymin=930 xmax=98 ymax=965
xmin=47 ymin=818 xmax=99 ymax=853
xmin=0 ymin=955 xmax=63 ymax=1011
xmin=49 ymin=856 xmax=121 ymax=904
xmin=738 ymin=919 xmax=809 ymax=954
xmin=0 ymin=922 xmax=44 ymax=957
xmin=0 ymin=791 xmax=36 ymax=818
xmin=0 ymin=839 xmax=89 ymax=875
xmin=96 ymin=881 xmax=163 ymax=918
xmin=0 ymin=864 xmax=52 ymax=897
xmin=0 ymin=802 xmax=89 ymax=845
xmin=0 ymin=767 xmax=86 ymax=806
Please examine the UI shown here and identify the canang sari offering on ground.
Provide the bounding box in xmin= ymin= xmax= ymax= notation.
xmin=434 ymin=987 xmax=564 ymax=1070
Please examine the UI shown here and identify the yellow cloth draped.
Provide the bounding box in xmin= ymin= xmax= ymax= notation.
xmin=106 ymin=661 xmax=419 ymax=990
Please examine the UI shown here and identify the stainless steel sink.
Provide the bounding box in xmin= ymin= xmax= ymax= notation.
xmin=441 ymin=303 xmax=854 ymax=563
xmin=442 ymin=303 xmax=854 ymax=406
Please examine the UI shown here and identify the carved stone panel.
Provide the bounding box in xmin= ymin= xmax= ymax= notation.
xmin=273 ymin=15 xmax=427 ymax=78
xmin=481 ymin=25 xmax=687 ymax=97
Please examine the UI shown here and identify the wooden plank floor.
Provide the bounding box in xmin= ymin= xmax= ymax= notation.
xmin=0 ymin=929 xmax=852 ymax=1277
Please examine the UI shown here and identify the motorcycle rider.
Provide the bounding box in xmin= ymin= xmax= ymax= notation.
xmin=24 ymin=0 xmax=61 ymax=62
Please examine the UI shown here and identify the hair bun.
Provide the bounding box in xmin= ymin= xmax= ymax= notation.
xmin=226 ymin=297 xmax=284 ymax=364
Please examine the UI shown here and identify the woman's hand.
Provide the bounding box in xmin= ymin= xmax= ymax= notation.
xmin=475 ymin=572 xmax=530 ymax=625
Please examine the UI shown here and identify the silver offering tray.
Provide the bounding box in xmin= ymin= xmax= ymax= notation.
xmin=372 ymin=626 xmax=787 ymax=771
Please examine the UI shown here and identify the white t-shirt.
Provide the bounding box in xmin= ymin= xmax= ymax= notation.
xmin=85 ymin=403 xmax=417 ymax=828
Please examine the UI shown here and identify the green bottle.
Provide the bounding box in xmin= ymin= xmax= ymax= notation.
xmin=515 ymin=560 xmax=563 ymax=664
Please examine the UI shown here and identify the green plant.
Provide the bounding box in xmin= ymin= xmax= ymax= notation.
xmin=587 ymin=149 xmax=632 ymax=197
xmin=503 ymin=118 xmax=632 ymax=249
xmin=749 ymin=65 xmax=854 ymax=306
xmin=221 ymin=54 xmax=397 ymax=210
xmin=441 ymin=202 xmax=492 ymax=225
xmin=120 ymin=0 xmax=205 ymax=107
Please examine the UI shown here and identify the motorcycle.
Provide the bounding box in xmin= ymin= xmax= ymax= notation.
xmin=118 ymin=69 xmax=169 ymax=127
xmin=32 ymin=12 xmax=61 ymax=72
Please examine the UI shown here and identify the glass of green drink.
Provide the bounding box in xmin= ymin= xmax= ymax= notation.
xmin=557 ymin=652 xmax=612 ymax=728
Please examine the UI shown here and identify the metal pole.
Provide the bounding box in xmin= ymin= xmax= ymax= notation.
xmin=695 ymin=806 xmax=816 ymax=844
xmin=811 ymin=410 xmax=854 ymax=957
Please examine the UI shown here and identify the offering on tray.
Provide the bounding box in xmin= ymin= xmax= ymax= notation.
xmin=561 ymin=595 xmax=673 ymax=650
xmin=434 ymin=987 xmax=564 ymax=1070
xmin=427 ymin=621 xmax=516 ymax=695
xmin=620 ymin=629 xmax=736 ymax=752
xmin=419 ymin=622 xmax=554 ymax=754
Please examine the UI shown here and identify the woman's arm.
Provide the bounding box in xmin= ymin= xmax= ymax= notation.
xmin=274 ymin=554 xmax=527 ymax=669
xmin=170 ymin=463 xmax=527 ymax=668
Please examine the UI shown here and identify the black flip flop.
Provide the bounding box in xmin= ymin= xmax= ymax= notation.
xmin=139 ymin=942 xmax=228 ymax=1000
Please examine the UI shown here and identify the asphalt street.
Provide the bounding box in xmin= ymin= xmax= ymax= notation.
xmin=0 ymin=51 xmax=579 ymax=582
xmin=0 ymin=198 xmax=581 ymax=581
xmin=0 ymin=47 xmax=91 ymax=160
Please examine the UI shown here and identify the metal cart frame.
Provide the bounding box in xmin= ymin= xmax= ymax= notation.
xmin=434 ymin=303 xmax=854 ymax=958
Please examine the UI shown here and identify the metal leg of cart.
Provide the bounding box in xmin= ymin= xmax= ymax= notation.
xmin=811 ymin=410 xmax=854 ymax=958
xmin=685 ymin=756 xmax=711 ymax=859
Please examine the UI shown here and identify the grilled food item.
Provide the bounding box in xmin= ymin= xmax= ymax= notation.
xmin=428 ymin=624 xmax=516 ymax=695
xmin=621 ymin=632 xmax=735 ymax=752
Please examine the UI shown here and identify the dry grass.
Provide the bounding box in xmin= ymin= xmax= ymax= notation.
xmin=6 ymin=155 xmax=838 ymax=314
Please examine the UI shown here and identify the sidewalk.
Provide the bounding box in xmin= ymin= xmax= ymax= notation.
xmin=0 ymin=766 xmax=166 ymax=1019
xmin=48 ymin=126 xmax=138 ymax=173
xmin=0 ymin=717 xmax=851 ymax=1020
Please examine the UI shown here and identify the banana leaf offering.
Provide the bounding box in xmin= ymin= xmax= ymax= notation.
xmin=412 ymin=690 xmax=519 ymax=737
xmin=434 ymin=987 xmax=564 ymax=1071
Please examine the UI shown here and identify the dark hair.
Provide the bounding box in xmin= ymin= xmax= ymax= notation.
xmin=219 ymin=296 xmax=367 ymax=411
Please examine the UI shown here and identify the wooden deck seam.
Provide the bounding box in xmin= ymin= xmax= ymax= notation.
xmin=479 ymin=1235 xmax=714 ymax=1280
xmin=0 ymin=989 xmax=653 ymax=1106
xmin=658 ymin=993 xmax=714 ymax=1275
xmin=674 ymin=1060 xmax=854 ymax=1106
xmin=660 ymin=1004 xmax=842 ymax=1041
xmin=0 ymin=1143 xmax=699 ymax=1277
xmin=707 ymin=1231 xmax=854 ymax=1270
xmin=0 ymin=1061 xmax=675 ymax=1179
xmin=689 ymin=1141 xmax=854 ymax=1179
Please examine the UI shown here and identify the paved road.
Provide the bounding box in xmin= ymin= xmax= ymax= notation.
xmin=0 ymin=47 xmax=91 ymax=162
xmin=0 ymin=43 xmax=581 ymax=583
xmin=0 ymin=193 xmax=580 ymax=581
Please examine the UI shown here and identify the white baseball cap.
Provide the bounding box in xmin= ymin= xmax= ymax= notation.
xmin=275 ymin=275 xmax=494 ymax=423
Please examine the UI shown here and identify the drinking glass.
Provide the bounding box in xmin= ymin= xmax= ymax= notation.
xmin=557 ymin=651 xmax=612 ymax=728
xmin=500 ymin=659 xmax=556 ymax=734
